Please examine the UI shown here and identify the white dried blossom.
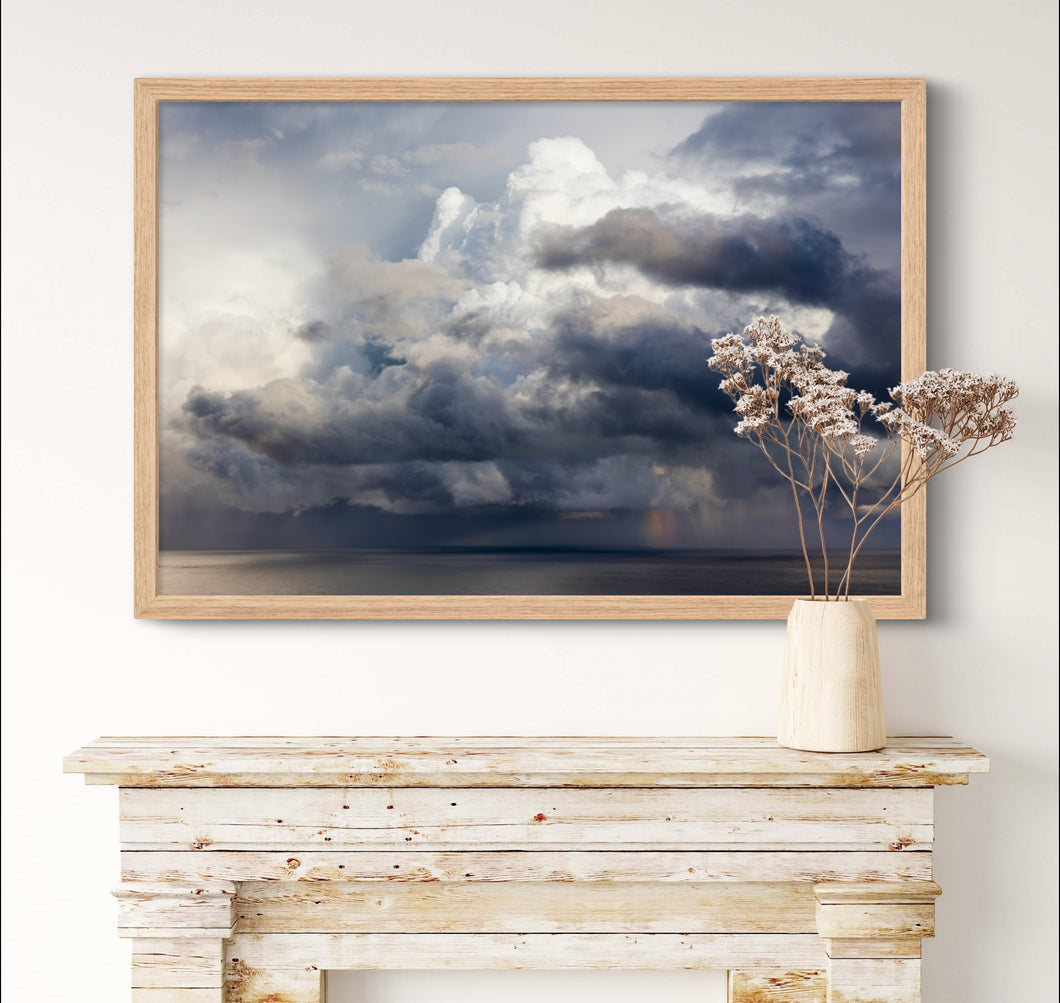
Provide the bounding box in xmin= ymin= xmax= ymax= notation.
xmin=851 ymin=434 xmax=878 ymax=456
xmin=788 ymin=383 xmax=858 ymax=440
xmin=877 ymin=408 xmax=962 ymax=458
xmin=855 ymin=391 xmax=877 ymax=416
xmin=888 ymin=368 xmax=1019 ymax=449
xmin=733 ymin=385 xmax=778 ymax=437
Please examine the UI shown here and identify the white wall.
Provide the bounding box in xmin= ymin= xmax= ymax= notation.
xmin=1 ymin=1 xmax=1056 ymax=1000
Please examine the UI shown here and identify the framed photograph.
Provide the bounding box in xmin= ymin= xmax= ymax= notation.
xmin=135 ymin=78 xmax=925 ymax=619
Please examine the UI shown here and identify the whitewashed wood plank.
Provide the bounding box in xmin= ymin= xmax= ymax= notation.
xmin=225 ymin=931 xmax=827 ymax=970
xmin=816 ymin=903 xmax=935 ymax=940
xmin=119 ymin=787 xmax=934 ymax=851
xmin=825 ymin=938 xmax=921 ymax=959
xmin=131 ymin=938 xmax=224 ymax=988
xmin=232 ymin=881 xmax=815 ymax=934
xmin=65 ymin=736 xmax=988 ymax=788
xmin=827 ymin=957 xmax=921 ymax=1003
xmin=85 ymin=770 xmax=975 ymax=788
xmin=728 ymin=969 xmax=826 ymax=1002
xmin=114 ymin=883 xmax=236 ymax=934
xmin=226 ymin=962 xmax=323 ymax=1003
xmin=814 ymin=880 xmax=940 ymax=903
xmin=121 ymin=849 xmax=933 ymax=884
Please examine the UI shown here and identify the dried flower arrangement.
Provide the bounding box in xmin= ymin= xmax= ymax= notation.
xmin=709 ymin=316 xmax=1018 ymax=600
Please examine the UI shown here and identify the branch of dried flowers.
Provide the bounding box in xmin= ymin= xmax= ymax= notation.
xmin=708 ymin=316 xmax=1018 ymax=600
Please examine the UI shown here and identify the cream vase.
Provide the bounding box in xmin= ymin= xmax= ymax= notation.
xmin=778 ymin=598 xmax=886 ymax=753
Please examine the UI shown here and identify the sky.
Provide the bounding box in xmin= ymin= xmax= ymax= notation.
xmin=157 ymin=99 xmax=902 ymax=551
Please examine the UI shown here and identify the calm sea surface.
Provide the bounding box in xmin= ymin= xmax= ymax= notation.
xmin=158 ymin=549 xmax=901 ymax=596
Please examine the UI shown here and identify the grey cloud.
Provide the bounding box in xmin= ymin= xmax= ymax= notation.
xmin=672 ymin=102 xmax=901 ymax=270
xmin=535 ymin=208 xmax=899 ymax=373
xmin=294 ymin=319 xmax=334 ymax=342
xmin=177 ymin=287 xmax=786 ymax=523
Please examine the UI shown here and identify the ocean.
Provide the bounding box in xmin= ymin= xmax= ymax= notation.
xmin=158 ymin=549 xmax=901 ymax=596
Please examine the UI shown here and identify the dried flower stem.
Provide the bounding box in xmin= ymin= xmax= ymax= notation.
xmin=709 ymin=317 xmax=1018 ymax=599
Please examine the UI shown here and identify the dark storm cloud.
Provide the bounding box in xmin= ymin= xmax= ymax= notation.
xmin=182 ymin=367 xmax=517 ymax=468
xmin=674 ymin=102 xmax=900 ymax=173
xmin=672 ymin=102 xmax=901 ymax=270
xmin=535 ymin=207 xmax=899 ymax=373
xmin=545 ymin=303 xmax=726 ymax=415
xmin=175 ymin=290 xmax=788 ymax=527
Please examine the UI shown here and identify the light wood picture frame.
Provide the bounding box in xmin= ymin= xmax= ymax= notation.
xmin=134 ymin=78 xmax=926 ymax=619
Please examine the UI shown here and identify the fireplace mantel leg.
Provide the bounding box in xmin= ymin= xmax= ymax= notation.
xmin=115 ymin=881 xmax=237 ymax=1001
xmin=815 ymin=881 xmax=941 ymax=1003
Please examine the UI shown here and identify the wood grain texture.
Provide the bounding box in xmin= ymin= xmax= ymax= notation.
xmin=827 ymin=957 xmax=921 ymax=1003
xmin=68 ymin=733 xmax=975 ymax=999
xmin=814 ymin=882 xmax=941 ymax=904
xmin=824 ymin=939 xmax=922 ymax=960
xmin=133 ymin=78 xmax=158 ymax=617
xmin=134 ymin=593 xmax=928 ymax=620
xmin=118 ymin=786 xmax=934 ymax=851
xmin=728 ymin=969 xmax=826 ymax=1002
xmin=779 ymin=600 xmax=886 ymax=753
xmin=226 ymin=963 xmax=324 ymax=1003
xmin=224 ymin=931 xmax=827 ymax=970
xmin=131 ymin=939 xmax=224 ymax=989
xmin=131 ymin=77 xmax=927 ymax=621
xmin=120 ymin=849 xmax=933 ymax=885
xmin=816 ymin=904 xmax=934 ymax=941
xmin=232 ymin=880 xmax=815 ymax=934
xmin=65 ymin=735 xmax=989 ymax=788
xmin=135 ymin=78 xmax=926 ymax=102
xmin=114 ymin=882 xmax=237 ymax=937
xmin=899 ymin=80 xmax=928 ymax=620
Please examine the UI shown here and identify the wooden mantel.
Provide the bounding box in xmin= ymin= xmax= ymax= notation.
xmin=65 ymin=737 xmax=988 ymax=1003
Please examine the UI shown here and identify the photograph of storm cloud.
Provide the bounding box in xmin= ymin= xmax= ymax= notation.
xmin=157 ymin=99 xmax=903 ymax=596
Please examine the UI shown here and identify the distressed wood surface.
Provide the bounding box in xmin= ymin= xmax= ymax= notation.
xmin=728 ymin=969 xmax=826 ymax=1002
xmin=817 ymin=903 xmax=934 ymax=941
xmin=115 ymin=882 xmax=237 ymax=937
xmin=815 ymin=880 xmax=939 ymax=948
xmin=121 ymin=849 xmax=933 ymax=884
xmin=232 ymin=881 xmax=815 ymax=934
xmin=65 ymin=736 xmax=988 ymax=787
xmin=814 ymin=881 xmax=941 ymax=904
xmin=226 ymin=963 xmax=324 ymax=1003
xmin=225 ymin=932 xmax=827 ymax=970
xmin=825 ymin=938 xmax=921 ymax=959
xmin=68 ymin=735 xmax=980 ymax=999
xmin=131 ymin=939 xmax=224 ymax=989
xmin=827 ymin=958 xmax=921 ymax=1003
xmin=118 ymin=787 xmax=934 ymax=851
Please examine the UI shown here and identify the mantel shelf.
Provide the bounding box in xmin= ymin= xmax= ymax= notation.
xmin=65 ymin=735 xmax=989 ymax=788
xmin=66 ymin=735 xmax=987 ymax=1003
